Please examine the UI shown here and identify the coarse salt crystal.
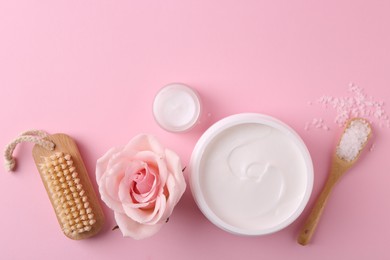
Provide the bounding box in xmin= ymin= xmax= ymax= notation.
xmin=304 ymin=117 xmax=330 ymax=131
xmin=306 ymin=84 xmax=389 ymax=131
xmin=336 ymin=119 xmax=371 ymax=162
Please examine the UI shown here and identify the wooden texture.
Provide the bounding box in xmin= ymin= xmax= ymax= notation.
xmin=32 ymin=133 xmax=105 ymax=240
xmin=297 ymin=118 xmax=372 ymax=246
xmin=297 ymin=156 xmax=351 ymax=245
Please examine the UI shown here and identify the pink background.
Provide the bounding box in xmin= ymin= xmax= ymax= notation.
xmin=1 ymin=0 xmax=389 ymax=259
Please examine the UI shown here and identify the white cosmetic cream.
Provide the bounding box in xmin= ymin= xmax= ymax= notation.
xmin=153 ymin=83 xmax=201 ymax=132
xmin=190 ymin=113 xmax=313 ymax=235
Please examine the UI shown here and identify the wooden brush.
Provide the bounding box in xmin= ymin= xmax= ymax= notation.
xmin=32 ymin=133 xmax=104 ymax=240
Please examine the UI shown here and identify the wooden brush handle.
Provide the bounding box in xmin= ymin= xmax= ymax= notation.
xmin=297 ymin=177 xmax=337 ymax=245
xmin=32 ymin=134 xmax=105 ymax=240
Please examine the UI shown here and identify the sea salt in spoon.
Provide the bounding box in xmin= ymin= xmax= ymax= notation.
xmin=297 ymin=118 xmax=372 ymax=246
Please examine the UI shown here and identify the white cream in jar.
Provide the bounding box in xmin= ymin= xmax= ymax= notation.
xmin=153 ymin=83 xmax=201 ymax=132
xmin=190 ymin=113 xmax=313 ymax=235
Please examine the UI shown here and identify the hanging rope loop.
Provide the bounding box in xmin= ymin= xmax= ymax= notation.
xmin=4 ymin=130 xmax=55 ymax=171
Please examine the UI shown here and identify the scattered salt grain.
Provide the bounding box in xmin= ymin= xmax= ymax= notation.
xmin=336 ymin=119 xmax=371 ymax=162
xmin=304 ymin=117 xmax=330 ymax=131
xmin=306 ymin=84 xmax=389 ymax=131
xmin=369 ymin=143 xmax=375 ymax=152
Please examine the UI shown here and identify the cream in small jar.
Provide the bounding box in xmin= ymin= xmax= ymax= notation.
xmin=153 ymin=83 xmax=201 ymax=132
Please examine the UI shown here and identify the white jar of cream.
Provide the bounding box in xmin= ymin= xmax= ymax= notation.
xmin=153 ymin=83 xmax=202 ymax=132
xmin=189 ymin=113 xmax=313 ymax=235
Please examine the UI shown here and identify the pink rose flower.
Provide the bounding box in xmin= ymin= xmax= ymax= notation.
xmin=96 ymin=134 xmax=186 ymax=239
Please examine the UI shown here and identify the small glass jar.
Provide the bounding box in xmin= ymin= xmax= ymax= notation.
xmin=153 ymin=83 xmax=202 ymax=132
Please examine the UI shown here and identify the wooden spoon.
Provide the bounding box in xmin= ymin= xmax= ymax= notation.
xmin=297 ymin=118 xmax=372 ymax=246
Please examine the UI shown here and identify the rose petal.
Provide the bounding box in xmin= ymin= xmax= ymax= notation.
xmin=98 ymin=175 xmax=120 ymax=211
xmin=131 ymin=183 xmax=158 ymax=204
xmin=164 ymin=149 xmax=183 ymax=182
xmin=105 ymin=162 xmax=131 ymax=206
xmin=133 ymin=164 xmax=155 ymax=194
xmin=96 ymin=146 xmax=123 ymax=183
xmin=133 ymin=150 xmax=168 ymax=187
xmin=146 ymin=194 xmax=167 ymax=224
xmin=160 ymin=149 xmax=186 ymax=220
xmin=106 ymin=149 xmax=136 ymax=170
xmin=160 ymin=174 xmax=186 ymax=221
xmin=124 ymin=134 xmax=165 ymax=154
xmin=114 ymin=212 xmax=164 ymax=240
xmin=98 ymin=161 xmax=130 ymax=213
xmin=118 ymin=160 xmax=148 ymax=207
xmin=132 ymin=151 xmax=160 ymax=169
xmin=123 ymin=197 xmax=160 ymax=224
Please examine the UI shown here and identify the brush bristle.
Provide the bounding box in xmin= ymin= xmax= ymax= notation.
xmin=40 ymin=152 xmax=97 ymax=235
